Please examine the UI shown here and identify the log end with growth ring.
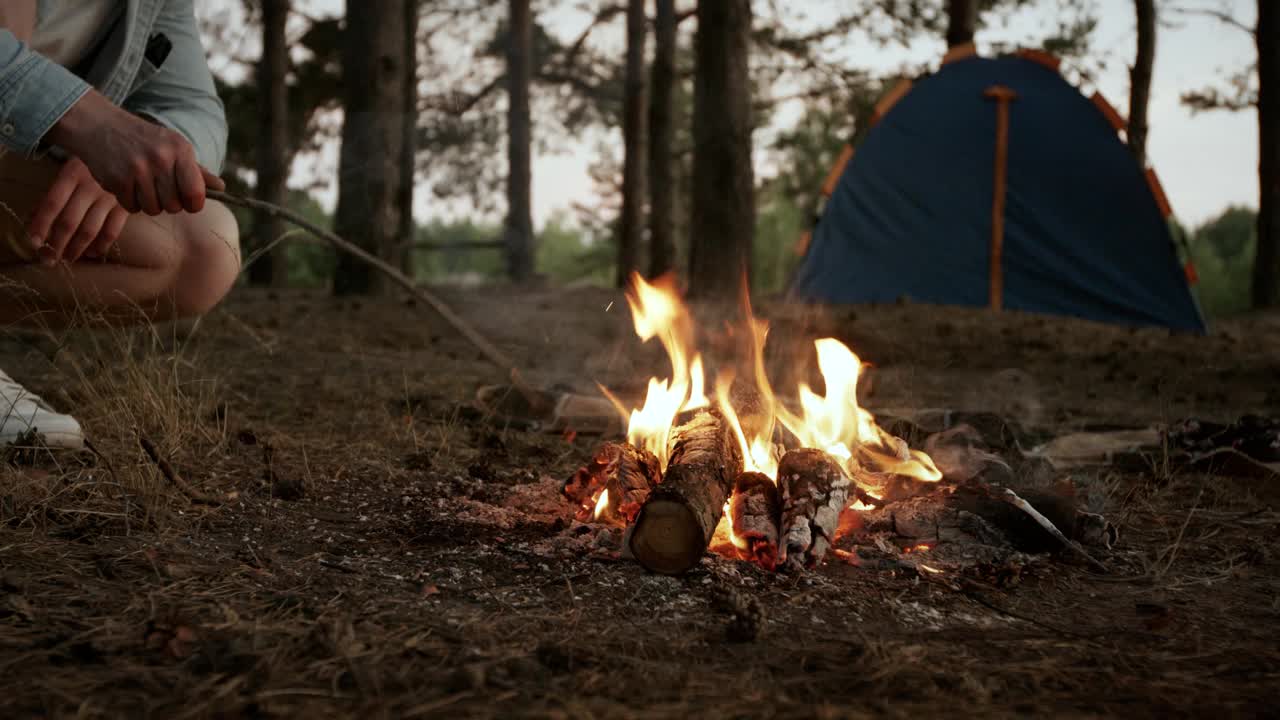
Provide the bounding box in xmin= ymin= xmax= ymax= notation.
xmin=629 ymin=410 xmax=743 ymax=575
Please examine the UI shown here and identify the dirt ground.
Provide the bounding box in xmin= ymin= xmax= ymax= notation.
xmin=1 ymin=285 xmax=1277 ymax=719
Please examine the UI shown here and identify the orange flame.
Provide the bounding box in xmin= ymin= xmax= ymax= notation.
xmin=603 ymin=274 xmax=708 ymax=470
xmin=592 ymin=488 xmax=610 ymax=520
xmin=603 ymin=272 xmax=940 ymax=544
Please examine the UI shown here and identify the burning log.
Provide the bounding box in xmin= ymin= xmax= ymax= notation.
xmin=629 ymin=411 xmax=743 ymax=575
xmin=777 ymin=448 xmax=851 ymax=570
xmin=563 ymin=442 xmax=661 ymax=524
xmin=729 ymin=472 xmax=782 ymax=570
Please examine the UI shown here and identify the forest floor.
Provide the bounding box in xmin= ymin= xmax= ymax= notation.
xmin=0 ymin=285 xmax=1277 ymax=719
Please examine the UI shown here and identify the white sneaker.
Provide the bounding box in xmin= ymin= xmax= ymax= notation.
xmin=0 ymin=368 xmax=84 ymax=450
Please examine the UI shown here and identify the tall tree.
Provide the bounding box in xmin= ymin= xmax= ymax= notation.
xmin=1257 ymin=0 xmax=1279 ymax=307
xmin=333 ymin=1 xmax=409 ymax=295
xmin=689 ymin=0 xmax=754 ymax=298
xmin=399 ymin=0 xmax=420 ymax=274
xmin=249 ymin=0 xmax=291 ymax=287
xmin=616 ymin=0 xmax=648 ymax=287
xmin=647 ymin=0 xmax=677 ymax=279
xmin=945 ymin=0 xmax=977 ymax=47
xmin=505 ymin=0 xmax=536 ymax=283
xmin=1127 ymin=0 xmax=1156 ymax=168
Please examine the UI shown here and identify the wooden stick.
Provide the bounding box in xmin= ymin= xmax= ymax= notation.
xmin=729 ymin=471 xmax=782 ymax=570
xmin=996 ymin=486 xmax=1108 ymax=572
xmin=563 ymin=441 xmax=661 ymax=524
xmin=138 ymin=435 xmax=223 ymax=505
xmin=777 ymin=448 xmax=850 ymax=570
xmin=207 ymin=190 xmax=544 ymax=409
xmin=983 ymin=85 xmax=1017 ymax=312
xmin=629 ymin=411 xmax=743 ymax=575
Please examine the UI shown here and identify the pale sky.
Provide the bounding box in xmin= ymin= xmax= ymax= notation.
xmin=212 ymin=0 xmax=1260 ymax=230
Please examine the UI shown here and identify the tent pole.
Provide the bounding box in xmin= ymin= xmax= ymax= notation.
xmin=984 ymin=85 xmax=1018 ymax=311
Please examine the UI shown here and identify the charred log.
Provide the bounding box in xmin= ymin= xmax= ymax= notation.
xmin=563 ymin=442 xmax=661 ymax=524
xmin=777 ymin=449 xmax=851 ymax=569
xmin=629 ymin=411 xmax=743 ymax=575
xmin=729 ymin=471 xmax=781 ymax=570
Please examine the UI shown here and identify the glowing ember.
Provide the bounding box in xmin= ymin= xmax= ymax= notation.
xmin=592 ymin=488 xmax=610 ymax=520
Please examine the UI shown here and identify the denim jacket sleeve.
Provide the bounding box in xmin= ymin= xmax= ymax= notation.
xmin=0 ymin=29 xmax=92 ymax=158
xmin=123 ymin=0 xmax=228 ymax=173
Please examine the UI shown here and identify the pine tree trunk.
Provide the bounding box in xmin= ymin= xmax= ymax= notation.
xmin=689 ymin=0 xmax=754 ymax=299
xmin=334 ymin=0 xmax=408 ymax=296
xmin=646 ymin=0 xmax=676 ymax=280
xmin=1256 ymin=0 xmax=1280 ymax=308
xmin=1127 ymin=0 xmax=1156 ymax=168
xmin=399 ymin=0 xmax=419 ymax=276
xmin=505 ymin=0 xmax=535 ymax=283
xmin=616 ymin=0 xmax=647 ymax=288
xmin=945 ymin=0 xmax=977 ymax=48
xmin=249 ymin=0 xmax=291 ymax=287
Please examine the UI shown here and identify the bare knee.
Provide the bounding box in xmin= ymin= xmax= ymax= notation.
xmin=171 ymin=200 xmax=241 ymax=318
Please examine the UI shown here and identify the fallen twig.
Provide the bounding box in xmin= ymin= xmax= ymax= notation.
xmin=997 ymin=486 xmax=1108 ymax=572
xmin=138 ymin=435 xmax=223 ymax=505
xmin=208 ymin=190 xmax=544 ymax=409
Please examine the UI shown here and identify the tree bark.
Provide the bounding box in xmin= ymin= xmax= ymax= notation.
xmin=398 ymin=0 xmax=420 ymax=275
xmin=646 ymin=0 xmax=676 ymax=280
xmin=1127 ymin=0 xmax=1156 ymax=168
xmin=334 ymin=0 xmax=408 ymax=295
xmin=688 ymin=0 xmax=754 ymax=298
xmin=616 ymin=0 xmax=648 ymax=287
xmin=945 ymin=0 xmax=978 ymax=48
xmin=1256 ymin=0 xmax=1280 ymax=308
xmin=249 ymin=0 xmax=291 ymax=287
xmin=729 ymin=471 xmax=781 ymax=570
xmin=777 ymin=449 xmax=850 ymax=570
xmin=629 ymin=411 xmax=743 ymax=574
xmin=563 ymin=441 xmax=661 ymax=525
xmin=505 ymin=0 xmax=536 ymax=283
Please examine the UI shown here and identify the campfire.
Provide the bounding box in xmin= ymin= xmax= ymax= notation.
xmin=561 ymin=273 xmax=1111 ymax=577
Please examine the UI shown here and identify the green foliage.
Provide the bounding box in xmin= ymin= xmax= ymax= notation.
xmin=537 ymin=213 xmax=613 ymax=286
xmin=1187 ymin=206 xmax=1258 ymax=318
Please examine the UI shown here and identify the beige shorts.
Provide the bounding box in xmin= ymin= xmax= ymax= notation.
xmin=0 ymin=150 xmax=62 ymax=263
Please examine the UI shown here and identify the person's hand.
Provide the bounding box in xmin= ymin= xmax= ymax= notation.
xmin=44 ymin=90 xmax=226 ymax=216
xmin=27 ymin=155 xmax=130 ymax=265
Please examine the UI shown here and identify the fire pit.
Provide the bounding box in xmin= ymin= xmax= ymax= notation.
xmin=562 ymin=273 xmax=1115 ymax=576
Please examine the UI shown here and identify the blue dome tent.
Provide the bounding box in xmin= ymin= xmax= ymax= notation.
xmin=789 ymin=49 xmax=1206 ymax=333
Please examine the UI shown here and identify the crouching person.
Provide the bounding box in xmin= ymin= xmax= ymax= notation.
xmin=0 ymin=1 xmax=240 ymax=449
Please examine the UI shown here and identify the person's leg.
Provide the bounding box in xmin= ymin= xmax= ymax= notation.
xmin=0 ymin=152 xmax=241 ymax=328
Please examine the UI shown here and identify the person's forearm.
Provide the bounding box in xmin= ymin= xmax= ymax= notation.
xmin=0 ymin=2 xmax=37 ymax=43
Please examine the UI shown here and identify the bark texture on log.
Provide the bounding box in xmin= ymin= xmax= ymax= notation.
xmin=729 ymin=472 xmax=781 ymax=570
xmin=945 ymin=0 xmax=977 ymax=48
xmin=504 ymin=0 xmax=536 ymax=282
xmin=249 ymin=0 xmax=291 ymax=287
xmin=563 ymin=442 xmax=661 ymax=525
xmin=630 ymin=411 xmax=744 ymax=574
xmin=646 ymin=0 xmax=677 ymax=279
xmin=1127 ymin=0 xmax=1156 ymax=168
xmin=616 ymin=0 xmax=647 ymax=287
xmin=334 ymin=0 xmax=408 ymax=295
xmin=777 ymin=449 xmax=850 ymax=569
xmin=1256 ymin=0 xmax=1280 ymax=308
xmin=689 ymin=0 xmax=754 ymax=298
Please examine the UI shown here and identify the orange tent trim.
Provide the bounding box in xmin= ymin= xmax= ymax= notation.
xmin=871 ymin=79 xmax=914 ymax=126
xmin=1145 ymin=168 xmax=1172 ymax=218
xmin=1090 ymin=92 xmax=1127 ymax=134
xmin=942 ymin=42 xmax=977 ymax=65
xmin=1016 ymin=48 xmax=1061 ymax=72
xmin=820 ymin=145 xmax=855 ymax=198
